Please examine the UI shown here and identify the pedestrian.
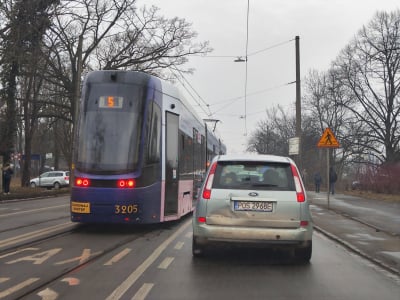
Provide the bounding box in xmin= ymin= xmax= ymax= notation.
xmin=2 ymin=163 xmax=13 ymax=194
xmin=329 ymin=166 xmax=337 ymax=195
xmin=314 ymin=171 xmax=322 ymax=193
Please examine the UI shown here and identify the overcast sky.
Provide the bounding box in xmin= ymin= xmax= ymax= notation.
xmin=141 ymin=0 xmax=399 ymax=154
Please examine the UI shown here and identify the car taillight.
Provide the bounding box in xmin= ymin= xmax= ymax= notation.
xmin=117 ymin=179 xmax=135 ymax=188
xmin=65 ymin=176 xmax=69 ymax=181
xmin=75 ymin=177 xmax=90 ymax=187
xmin=198 ymin=217 xmax=206 ymax=223
xmin=202 ymin=162 xmax=217 ymax=199
xmin=290 ymin=164 xmax=305 ymax=202
xmin=300 ymin=220 xmax=309 ymax=227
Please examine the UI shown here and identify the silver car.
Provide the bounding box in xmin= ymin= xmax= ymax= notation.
xmin=192 ymin=154 xmax=313 ymax=262
xmin=30 ymin=171 xmax=70 ymax=189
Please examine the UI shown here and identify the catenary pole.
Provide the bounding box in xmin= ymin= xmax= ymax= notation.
xmin=295 ymin=36 xmax=302 ymax=170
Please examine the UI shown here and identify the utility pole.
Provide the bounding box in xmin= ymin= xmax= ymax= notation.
xmin=295 ymin=36 xmax=302 ymax=170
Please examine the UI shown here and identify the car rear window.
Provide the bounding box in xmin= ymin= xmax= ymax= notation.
xmin=212 ymin=161 xmax=295 ymax=191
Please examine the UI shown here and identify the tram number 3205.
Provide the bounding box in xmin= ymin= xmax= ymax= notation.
xmin=114 ymin=204 xmax=138 ymax=214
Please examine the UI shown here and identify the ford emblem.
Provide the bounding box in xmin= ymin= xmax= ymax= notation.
xmin=248 ymin=192 xmax=258 ymax=197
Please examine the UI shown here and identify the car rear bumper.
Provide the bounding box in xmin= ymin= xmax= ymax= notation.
xmin=193 ymin=223 xmax=313 ymax=246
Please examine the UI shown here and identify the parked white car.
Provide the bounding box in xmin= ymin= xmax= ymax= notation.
xmin=30 ymin=171 xmax=70 ymax=189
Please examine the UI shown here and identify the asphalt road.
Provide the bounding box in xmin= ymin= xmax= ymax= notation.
xmin=0 ymin=193 xmax=399 ymax=299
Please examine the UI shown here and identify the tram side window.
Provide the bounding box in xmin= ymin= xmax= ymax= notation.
xmin=193 ymin=129 xmax=202 ymax=174
xmin=201 ymin=135 xmax=206 ymax=170
xmin=146 ymin=102 xmax=161 ymax=163
xmin=193 ymin=129 xmax=204 ymax=199
xmin=179 ymin=131 xmax=193 ymax=179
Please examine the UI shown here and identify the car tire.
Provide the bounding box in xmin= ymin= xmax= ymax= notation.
xmin=192 ymin=237 xmax=206 ymax=258
xmin=30 ymin=182 xmax=36 ymax=188
xmin=54 ymin=182 xmax=61 ymax=189
xmin=295 ymin=241 xmax=312 ymax=263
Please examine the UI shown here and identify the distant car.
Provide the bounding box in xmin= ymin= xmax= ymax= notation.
xmin=351 ymin=180 xmax=361 ymax=190
xmin=30 ymin=171 xmax=70 ymax=189
xmin=192 ymin=154 xmax=313 ymax=262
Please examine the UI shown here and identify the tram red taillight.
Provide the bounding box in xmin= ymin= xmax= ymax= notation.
xmin=117 ymin=179 xmax=135 ymax=188
xmin=75 ymin=178 xmax=90 ymax=187
xmin=75 ymin=178 xmax=135 ymax=188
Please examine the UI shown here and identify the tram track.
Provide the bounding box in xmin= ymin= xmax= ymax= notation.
xmin=0 ymin=221 xmax=78 ymax=254
xmin=0 ymin=215 xmax=71 ymax=234
xmin=13 ymin=229 xmax=149 ymax=300
xmin=1 ymin=216 xmax=184 ymax=300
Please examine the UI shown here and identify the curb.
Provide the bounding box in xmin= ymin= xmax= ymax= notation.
xmin=313 ymin=224 xmax=400 ymax=277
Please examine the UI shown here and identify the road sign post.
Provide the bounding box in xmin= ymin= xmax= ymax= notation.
xmin=317 ymin=128 xmax=340 ymax=209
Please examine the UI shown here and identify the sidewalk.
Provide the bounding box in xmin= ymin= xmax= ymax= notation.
xmin=307 ymin=191 xmax=400 ymax=276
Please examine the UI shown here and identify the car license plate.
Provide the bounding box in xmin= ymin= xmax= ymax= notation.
xmin=234 ymin=201 xmax=273 ymax=212
xmin=71 ymin=201 xmax=90 ymax=213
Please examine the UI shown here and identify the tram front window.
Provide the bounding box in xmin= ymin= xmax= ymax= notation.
xmin=76 ymin=83 xmax=146 ymax=174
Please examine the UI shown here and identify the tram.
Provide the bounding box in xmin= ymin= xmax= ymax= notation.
xmin=70 ymin=70 xmax=225 ymax=224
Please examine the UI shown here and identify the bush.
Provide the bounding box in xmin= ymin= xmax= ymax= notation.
xmin=358 ymin=163 xmax=400 ymax=194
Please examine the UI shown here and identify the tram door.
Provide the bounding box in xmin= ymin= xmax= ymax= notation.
xmin=164 ymin=112 xmax=179 ymax=215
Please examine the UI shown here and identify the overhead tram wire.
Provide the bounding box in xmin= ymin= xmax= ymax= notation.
xmin=210 ymin=83 xmax=289 ymax=114
xmin=247 ymin=39 xmax=294 ymax=57
xmin=168 ymin=66 xmax=213 ymax=117
xmin=193 ymin=39 xmax=295 ymax=60
xmin=243 ymin=0 xmax=250 ymax=136
xmin=131 ymin=11 xmax=213 ymax=119
xmin=168 ymin=68 xmax=212 ymax=118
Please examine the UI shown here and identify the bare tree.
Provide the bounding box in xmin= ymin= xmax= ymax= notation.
xmin=334 ymin=10 xmax=400 ymax=164
xmin=96 ymin=5 xmax=210 ymax=77
xmin=40 ymin=0 xmax=212 ymax=166
xmin=0 ymin=0 xmax=58 ymax=186
xmin=247 ymin=106 xmax=295 ymax=155
xmin=0 ymin=0 xmax=212 ymax=186
xmin=303 ymin=69 xmax=358 ymax=178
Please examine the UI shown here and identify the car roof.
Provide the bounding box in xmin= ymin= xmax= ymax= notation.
xmin=41 ymin=171 xmax=68 ymax=175
xmin=213 ymin=154 xmax=294 ymax=164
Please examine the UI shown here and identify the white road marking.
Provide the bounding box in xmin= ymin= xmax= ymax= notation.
xmin=6 ymin=248 xmax=62 ymax=265
xmin=0 ymin=278 xmax=9 ymax=283
xmin=106 ymin=218 xmax=191 ymax=300
xmin=158 ymin=257 xmax=174 ymax=269
xmin=54 ymin=248 xmax=102 ymax=265
xmin=131 ymin=283 xmax=154 ymax=300
xmin=0 ymin=248 xmax=39 ymax=259
xmin=104 ymin=248 xmax=132 ymax=266
xmin=174 ymin=242 xmax=184 ymax=250
xmin=0 ymin=278 xmax=39 ymax=299
xmin=37 ymin=287 xmax=58 ymax=300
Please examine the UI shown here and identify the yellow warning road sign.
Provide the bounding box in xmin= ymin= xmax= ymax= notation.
xmin=317 ymin=128 xmax=340 ymax=148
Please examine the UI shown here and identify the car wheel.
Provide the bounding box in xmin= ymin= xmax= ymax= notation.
xmin=295 ymin=241 xmax=312 ymax=263
xmin=30 ymin=182 xmax=36 ymax=188
xmin=54 ymin=182 xmax=61 ymax=189
xmin=192 ymin=237 xmax=206 ymax=258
